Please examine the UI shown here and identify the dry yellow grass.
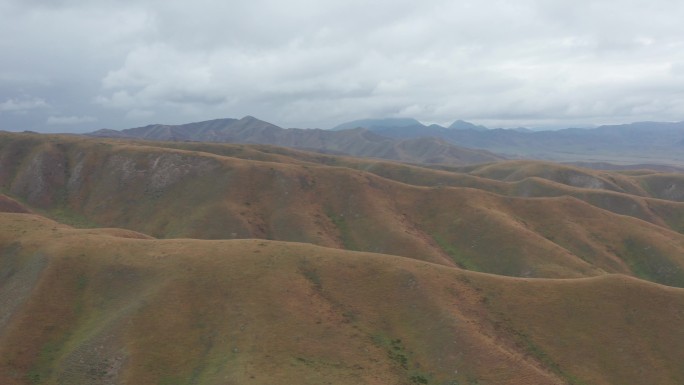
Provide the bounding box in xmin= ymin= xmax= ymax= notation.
xmin=1 ymin=212 xmax=684 ymax=384
xmin=6 ymin=132 xmax=684 ymax=385
xmin=2 ymin=133 xmax=684 ymax=287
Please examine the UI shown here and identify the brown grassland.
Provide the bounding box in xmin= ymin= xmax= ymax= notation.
xmin=1 ymin=132 xmax=684 ymax=384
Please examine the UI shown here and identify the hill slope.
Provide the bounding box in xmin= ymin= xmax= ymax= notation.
xmin=2 ymin=133 xmax=684 ymax=287
xmin=1 ymin=212 xmax=684 ymax=385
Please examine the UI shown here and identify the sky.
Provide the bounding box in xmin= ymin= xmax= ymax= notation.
xmin=2 ymin=0 xmax=684 ymax=133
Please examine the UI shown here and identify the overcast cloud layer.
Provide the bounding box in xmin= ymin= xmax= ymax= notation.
xmin=2 ymin=0 xmax=684 ymax=132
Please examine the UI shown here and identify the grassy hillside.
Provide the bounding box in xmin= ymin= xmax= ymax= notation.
xmin=157 ymin=140 xmax=684 ymax=231
xmin=2 ymin=133 xmax=684 ymax=287
xmin=1 ymin=212 xmax=684 ymax=385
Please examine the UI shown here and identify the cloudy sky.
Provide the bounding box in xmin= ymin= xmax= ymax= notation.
xmin=2 ymin=0 xmax=684 ymax=132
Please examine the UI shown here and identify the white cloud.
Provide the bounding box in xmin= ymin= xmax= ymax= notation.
xmin=125 ymin=109 xmax=155 ymax=120
xmin=2 ymin=0 xmax=684 ymax=131
xmin=0 ymin=97 xmax=49 ymax=113
xmin=46 ymin=115 xmax=97 ymax=125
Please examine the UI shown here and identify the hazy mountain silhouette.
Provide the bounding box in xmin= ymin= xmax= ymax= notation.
xmin=89 ymin=116 xmax=504 ymax=165
xmin=338 ymin=118 xmax=684 ymax=165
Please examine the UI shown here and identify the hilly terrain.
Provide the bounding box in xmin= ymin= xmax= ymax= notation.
xmin=89 ymin=116 xmax=504 ymax=166
xmin=3 ymin=132 xmax=684 ymax=284
xmin=2 ymin=132 xmax=684 ymax=384
xmin=1 ymin=211 xmax=684 ymax=385
xmin=93 ymin=115 xmax=684 ymax=167
xmin=338 ymin=118 xmax=684 ymax=166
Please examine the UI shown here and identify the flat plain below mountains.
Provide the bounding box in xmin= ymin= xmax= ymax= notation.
xmin=1 ymin=131 xmax=684 ymax=384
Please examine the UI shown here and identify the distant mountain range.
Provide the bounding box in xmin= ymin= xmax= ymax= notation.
xmin=334 ymin=118 xmax=684 ymax=165
xmin=89 ymin=116 xmax=684 ymax=166
xmin=331 ymin=118 xmax=488 ymax=132
xmin=88 ymin=116 xmax=504 ymax=166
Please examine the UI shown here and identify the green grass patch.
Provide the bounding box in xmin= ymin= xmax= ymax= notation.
xmin=0 ymin=188 xmax=100 ymax=229
xmin=158 ymin=376 xmax=185 ymax=385
xmin=431 ymin=234 xmax=480 ymax=271
xmin=326 ymin=212 xmax=358 ymax=250
xmin=619 ymin=237 xmax=684 ymax=288
xmin=76 ymin=273 xmax=88 ymax=290
xmin=298 ymin=260 xmax=322 ymax=290
xmin=371 ymin=335 xmax=435 ymax=384
xmin=45 ymin=207 xmax=100 ymax=229
xmin=510 ymin=329 xmax=587 ymax=385
xmin=27 ymin=337 xmax=69 ymax=384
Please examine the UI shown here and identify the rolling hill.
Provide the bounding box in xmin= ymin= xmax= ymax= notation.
xmin=2 ymin=132 xmax=684 ymax=285
xmin=3 ymin=131 xmax=684 ymax=384
xmin=1 ymin=212 xmax=684 ymax=385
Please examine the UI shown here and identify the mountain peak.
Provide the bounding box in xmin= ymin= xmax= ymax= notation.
xmin=332 ymin=117 xmax=424 ymax=131
xmin=448 ymin=120 xmax=488 ymax=131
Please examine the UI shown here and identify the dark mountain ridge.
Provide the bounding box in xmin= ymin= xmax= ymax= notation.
xmin=448 ymin=119 xmax=488 ymax=131
xmin=90 ymin=115 xmax=684 ymax=166
xmin=331 ymin=117 xmax=423 ymax=131
xmin=339 ymin=119 xmax=684 ymax=165
xmin=89 ymin=116 xmax=504 ymax=166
